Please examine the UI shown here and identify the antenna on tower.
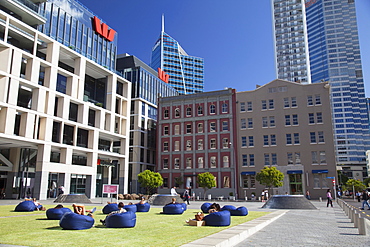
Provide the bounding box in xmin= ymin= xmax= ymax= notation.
xmin=161 ymin=14 xmax=165 ymax=32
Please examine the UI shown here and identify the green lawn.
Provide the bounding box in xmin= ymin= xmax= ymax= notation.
xmin=0 ymin=205 xmax=269 ymax=247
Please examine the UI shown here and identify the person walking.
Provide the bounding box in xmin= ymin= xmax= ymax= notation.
xmin=183 ymin=187 xmax=190 ymax=205
xmin=326 ymin=189 xmax=333 ymax=207
xmin=360 ymin=190 xmax=370 ymax=210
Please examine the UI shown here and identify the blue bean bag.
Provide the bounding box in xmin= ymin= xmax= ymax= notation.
xmin=124 ymin=204 xmax=137 ymax=213
xmin=162 ymin=203 xmax=185 ymax=214
xmin=201 ymin=203 xmax=212 ymax=213
xmin=59 ymin=213 xmax=94 ymax=230
xmin=204 ymin=210 xmax=231 ymax=226
xmin=221 ymin=205 xmax=237 ymax=211
xmin=230 ymin=206 xmax=248 ymax=216
xmin=46 ymin=207 xmax=72 ymax=220
xmin=181 ymin=203 xmax=187 ymax=211
xmin=105 ymin=211 xmax=136 ymax=228
xmin=102 ymin=204 xmax=119 ymax=214
xmin=15 ymin=201 xmax=36 ymax=212
xmin=136 ymin=203 xmax=150 ymax=212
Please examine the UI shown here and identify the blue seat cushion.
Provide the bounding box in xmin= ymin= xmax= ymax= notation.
xmin=201 ymin=203 xmax=212 ymax=213
xmin=15 ymin=201 xmax=36 ymax=212
xmin=46 ymin=208 xmax=72 ymax=220
xmin=221 ymin=205 xmax=237 ymax=211
xmin=123 ymin=204 xmax=137 ymax=213
xmin=230 ymin=206 xmax=248 ymax=216
xmin=162 ymin=203 xmax=185 ymax=214
xmin=180 ymin=203 xmax=187 ymax=211
xmin=102 ymin=204 xmax=119 ymax=214
xmin=136 ymin=203 xmax=150 ymax=212
xmin=204 ymin=210 xmax=231 ymax=226
xmin=59 ymin=213 xmax=94 ymax=230
xmin=105 ymin=211 xmax=136 ymax=228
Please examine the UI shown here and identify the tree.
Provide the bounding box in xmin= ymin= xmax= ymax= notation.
xmin=137 ymin=170 xmax=163 ymax=195
xmin=363 ymin=177 xmax=370 ymax=188
xmin=197 ymin=172 xmax=216 ymax=199
xmin=256 ymin=166 xmax=284 ymax=196
xmin=346 ymin=179 xmax=365 ymax=192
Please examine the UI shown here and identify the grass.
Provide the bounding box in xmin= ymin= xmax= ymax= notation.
xmin=0 ymin=204 xmax=269 ymax=247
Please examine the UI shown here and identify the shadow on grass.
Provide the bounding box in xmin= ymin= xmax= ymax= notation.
xmin=36 ymin=218 xmax=50 ymax=220
xmin=45 ymin=226 xmax=62 ymax=230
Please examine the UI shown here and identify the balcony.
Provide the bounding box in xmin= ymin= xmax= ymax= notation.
xmin=0 ymin=0 xmax=46 ymax=26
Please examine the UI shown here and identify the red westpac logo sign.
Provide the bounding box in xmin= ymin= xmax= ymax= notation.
xmin=93 ymin=16 xmax=116 ymax=42
xmin=158 ymin=68 xmax=170 ymax=83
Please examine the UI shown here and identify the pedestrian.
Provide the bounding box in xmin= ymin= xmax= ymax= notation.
xmin=356 ymin=191 xmax=361 ymax=202
xmin=170 ymin=186 xmax=178 ymax=196
xmin=183 ymin=187 xmax=190 ymax=205
xmin=264 ymin=190 xmax=269 ymax=200
xmin=326 ymin=189 xmax=333 ymax=207
xmin=305 ymin=190 xmax=311 ymax=200
xmin=360 ymin=190 xmax=370 ymax=210
xmin=261 ymin=190 xmax=265 ymax=202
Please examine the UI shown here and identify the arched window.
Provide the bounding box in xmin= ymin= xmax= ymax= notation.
xmin=186 ymin=107 xmax=192 ymax=116
xmin=164 ymin=109 xmax=169 ymax=118
xmin=210 ymin=104 xmax=216 ymax=114
xmin=175 ymin=108 xmax=180 ymax=117
xmin=222 ymin=103 xmax=228 ymax=113
xmin=197 ymin=105 xmax=203 ymax=115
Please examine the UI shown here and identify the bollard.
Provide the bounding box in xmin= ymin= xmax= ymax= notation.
xmin=358 ymin=217 xmax=367 ymax=235
xmin=319 ymin=197 xmax=322 ymax=202
xmin=349 ymin=208 xmax=354 ymax=223
xmin=354 ymin=211 xmax=359 ymax=228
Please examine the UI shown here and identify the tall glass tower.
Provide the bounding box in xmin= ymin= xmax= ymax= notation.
xmin=272 ymin=0 xmax=370 ymax=178
xmin=150 ymin=16 xmax=204 ymax=95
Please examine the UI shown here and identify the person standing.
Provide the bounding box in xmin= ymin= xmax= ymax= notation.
xmin=183 ymin=187 xmax=190 ymax=205
xmin=261 ymin=190 xmax=265 ymax=202
xmin=360 ymin=190 xmax=370 ymax=210
xmin=326 ymin=189 xmax=333 ymax=207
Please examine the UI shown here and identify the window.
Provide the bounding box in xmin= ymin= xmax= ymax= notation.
xmin=242 ymin=155 xmax=248 ymax=166
xmin=210 ymin=156 xmax=216 ymax=168
xmin=186 ymin=140 xmax=192 ymax=151
xmin=210 ymin=104 xmax=216 ymax=114
xmin=186 ymin=124 xmax=192 ymax=134
xmin=186 ymin=158 xmax=192 ymax=169
xmin=174 ymin=141 xmax=180 ymax=151
xmin=174 ymin=158 xmax=180 ymax=169
xmin=69 ymin=103 xmax=78 ymax=122
xmin=77 ymin=128 xmax=88 ymax=148
xmin=198 ymin=139 xmax=203 ymax=150
xmin=311 ymin=151 xmax=318 ymax=164
xmin=241 ymin=136 xmax=247 ymax=147
xmin=240 ymin=102 xmax=246 ymax=112
xmin=163 ymin=158 xmax=168 ymax=169
xmin=88 ymin=109 xmax=95 ymax=127
xmin=264 ymin=153 xmax=270 ymax=166
xmin=284 ymin=97 xmax=289 ymax=108
xmin=63 ymin=125 xmax=74 ymax=145
xmin=295 ymin=152 xmax=301 ymax=164
xmin=210 ymin=122 xmax=216 ymax=132
xmin=248 ymin=118 xmax=253 ymax=128
xmin=210 ymin=139 xmax=216 ymax=149
xmin=247 ymin=101 xmax=252 ymax=111
xmin=250 ymin=154 xmax=255 ymax=166
xmin=243 ymin=175 xmax=255 ymax=188
xmin=262 ymin=100 xmax=267 ymax=110
xmin=309 ymin=113 xmax=315 ymax=124
xmin=222 ymin=121 xmax=228 ymax=131
xmin=262 ymin=117 xmax=268 ymax=128
xmin=164 ymin=126 xmax=169 ymax=135
xmin=223 ymin=138 xmax=229 ymax=149
xmin=222 ymin=103 xmax=228 ymax=113
xmin=272 ymin=153 xmax=277 ymax=165
xmin=223 ymin=176 xmax=230 ymax=187
xmin=248 ymin=136 xmax=254 ymax=147
xmin=269 ymin=116 xmax=275 ymax=127
xmin=286 ymin=134 xmax=292 ymax=145
xmin=163 ymin=142 xmax=168 ymax=152
xmin=198 ymin=123 xmax=203 ymax=133
xmin=315 ymin=95 xmax=321 ymax=105
xmin=241 ymin=119 xmax=246 ymax=129
xmin=174 ymin=125 xmax=180 ymax=135
xmin=292 ymin=114 xmax=298 ymax=125
xmin=263 ymin=135 xmax=269 ymax=146
xmin=223 ymin=156 xmax=229 ymax=168
xmin=197 ymin=106 xmax=203 ymax=115
xmin=164 ymin=109 xmax=169 ymax=118
xmin=186 ymin=107 xmax=192 ymax=116
xmin=307 ymin=95 xmax=313 ymax=106
xmin=318 ymin=131 xmax=325 ymax=143
xmin=313 ymin=173 xmax=329 ymax=189
xmin=320 ymin=151 xmax=326 ymax=164
xmin=285 ymin=115 xmax=291 ymax=126
xmin=294 ymin=133 xmax=300 ymax=144
xmin=317 ymin=112 xmax=323 ymax=123
xmin=271 ymin=134 xmax=276 ymax=146
xmin=291 ymin=97 xmax=297 ymax=107
xmin=198 ymin=157 xmax=204 ymax=168
xmin=287 ymin=152 xmax=293 ymax=165
xmin=269 ymin=99 xmax=274 ymax=109
xmin=175 ymin=108 xmax=180 ymax=117
xmin=310 ymin=132 xmax=316 ymax=143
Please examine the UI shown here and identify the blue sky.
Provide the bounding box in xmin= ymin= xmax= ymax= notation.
xmin=80 ymin=0 xmax=370 ymax=96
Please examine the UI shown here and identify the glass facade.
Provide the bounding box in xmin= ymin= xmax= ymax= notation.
xmin=150 ymin=30 xmax=204 ymax=95
xmin=38 ymin=0 xmax=117 ymax=70
xmin=272 ymin=0 xmax=370 ymax=166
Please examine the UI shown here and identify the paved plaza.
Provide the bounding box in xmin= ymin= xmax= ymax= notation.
xmin=1 ymin=198 xmax=369 ymax=247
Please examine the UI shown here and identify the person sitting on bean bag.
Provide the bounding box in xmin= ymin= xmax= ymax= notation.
xmin=100 ymin=202 xmax=126 ymax=226
xmin=72 ymin=204 xmax=96 ymax=217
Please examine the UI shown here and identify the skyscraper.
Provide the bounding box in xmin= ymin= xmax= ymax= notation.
xmin=272 ymin=0 xmax=369 ymax=179
xmin=150 ymin=16 xmax=204 ymax=95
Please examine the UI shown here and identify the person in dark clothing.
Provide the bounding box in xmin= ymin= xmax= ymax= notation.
xmin=360 ymin=190 xmax=370 ymax=210
xmin=183 ymin=187 xmax=190 ymax=205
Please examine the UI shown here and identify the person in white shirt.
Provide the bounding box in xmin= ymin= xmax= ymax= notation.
xmin=170 ymin=186 xmax=178 ymax=196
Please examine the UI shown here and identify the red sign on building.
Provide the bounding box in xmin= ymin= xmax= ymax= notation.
xmin=93 ymin=16 xmax=116 ymax=42
xmin=158 ymin=68 xmax=170 ymax=83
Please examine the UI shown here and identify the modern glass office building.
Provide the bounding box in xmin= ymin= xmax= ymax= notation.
xmin=272 ymin=0 xmax=370 ymax=178
xmin=38 ymin=0 xmax=117 ymax=70
xmin=150 ymin=18 xmax=204 ymax=95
